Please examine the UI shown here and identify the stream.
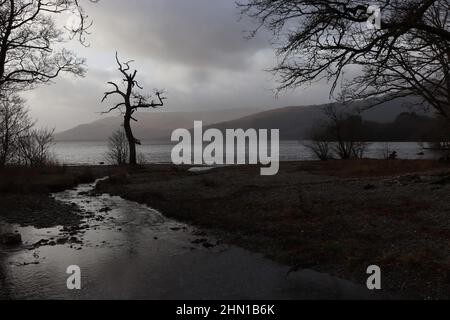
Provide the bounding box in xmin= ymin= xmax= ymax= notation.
xmin=0 ymin=179 xmax=382 ymax=300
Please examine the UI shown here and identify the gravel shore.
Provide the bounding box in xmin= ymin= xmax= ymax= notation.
xmin=96 ymin=160 xmax=450 ymax=299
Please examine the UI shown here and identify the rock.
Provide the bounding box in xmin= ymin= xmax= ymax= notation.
xmin=202 ymin=242 xmax=215 ymax=249
xmin=388 ymin=151 xmax=398 ymax=160
xmin=57 ymin=237 xmax=69 ymax=244
xmin=364 ymin=184 xmax=377 ymax=190
xmin=1 ymin=233 xmax=22 ymax=245
xmin=191 ymin=238 xmax=208 ymax=245
xmin=33 ymin=239 xmax=49 ymax=248
xmin=99 ymin=207 xmax=112 ymax=213
xmin=70 ymin=237 xmax=83 ymax=244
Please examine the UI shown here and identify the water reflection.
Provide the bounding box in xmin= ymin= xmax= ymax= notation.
xmin=0 ymin=180 xmax=384 ymax=300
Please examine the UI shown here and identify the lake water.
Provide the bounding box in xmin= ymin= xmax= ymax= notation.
xmin=53 ymin=141 xmax=436 ymax=166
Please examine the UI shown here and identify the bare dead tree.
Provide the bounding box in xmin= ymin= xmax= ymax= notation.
xmin=0 ymin=92 xmax=33 ymax=166
xmin=0 ymin=0 xmax=99 ymax=93
xmin=239 ymin=0 xmax=450 ymax=120
xmin=102 ymin=53 xmax=166 ymax=165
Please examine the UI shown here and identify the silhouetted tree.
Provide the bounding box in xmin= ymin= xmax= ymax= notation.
xmin=239 ymin=0 xmax=450 ymax=120
xmin=0 ymin=93 xmax=33 ymax=166
xmin=323 ymin=106 xmax=369 ymax=159
xmin=105 ymin=129 xmax=129 ymax=165
xmin=102 ymin=53 xmax=166 ymax=165
xmin=17 ymin=127 xmax=55 ymax=167
xmin=304 ymin=125 xmax=333 ymax=161
xmin=307 ymin=106 xmax=368 ymax=160
xmin=0 ymin=0 xmax=98 ymax=93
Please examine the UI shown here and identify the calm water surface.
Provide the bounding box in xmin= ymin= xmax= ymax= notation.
xmin=53 ymin=140 xmax=434 ymax=166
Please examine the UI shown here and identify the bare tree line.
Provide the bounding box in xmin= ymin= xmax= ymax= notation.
xmin=0 ymin=93 xmax=55 ymax=167
xmin=0 ymin=0 xmax=98 ymax=168
xmin=305 ymin=106 xmax=370 ymax=161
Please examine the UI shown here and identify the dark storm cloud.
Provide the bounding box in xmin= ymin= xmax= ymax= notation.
xmin=89 ymin=0 xmax=270 ymax=70
xmin=26 ymin=0 xmax=333 ymax=130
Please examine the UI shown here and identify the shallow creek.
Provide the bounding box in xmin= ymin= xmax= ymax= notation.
xmin=0 ymin=179 xmax=381 ymax=300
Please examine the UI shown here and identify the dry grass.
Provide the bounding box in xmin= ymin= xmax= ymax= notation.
xmin=96 ymin=160 xmax=450 ymax=299
xmin=0 ymin=165 xmax=116 ymax=228
xmin=298 ymin=159 xmax=449 ymax=177
xmin=0 ymin=165 xmax=113 ymax=194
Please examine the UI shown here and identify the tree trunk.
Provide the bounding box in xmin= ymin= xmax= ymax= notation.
xmin=124 ymin=112 xmax=137 ymax=165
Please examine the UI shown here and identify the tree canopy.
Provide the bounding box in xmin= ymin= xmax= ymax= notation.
xmin=240 ymin=0 xmax=450 ymax=119
xmin=0 ymin=0 xmax=98 ymax=93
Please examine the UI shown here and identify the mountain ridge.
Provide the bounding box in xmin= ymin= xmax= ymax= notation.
xmin=55 ymin=97 xmax=427 ymax=141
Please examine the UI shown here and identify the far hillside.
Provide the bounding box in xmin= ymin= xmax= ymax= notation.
xmin=55 ymin=108 xmax=267 ymax=142
xmin=55 ymin=96 xmax=426 ymax=142
xmin=198 ymin=97 xmax=430 ymax=141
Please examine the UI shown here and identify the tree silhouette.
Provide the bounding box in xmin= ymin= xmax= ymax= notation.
xmin=0 ymin=0 xmax=98 ymax=93
xmin=0 ymin=93 xmax=33 ymax=166
xmin=239 ymin=0 xmax=450 ymax=120
xmin=102 ymin=53 xmax=166 ymax=165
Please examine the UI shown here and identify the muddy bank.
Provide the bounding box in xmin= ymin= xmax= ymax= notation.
xmin=0 ymin=194 xmax=83 ymax=229
xmin=0 ymin=166 xmax=114 ymax=228
xmin=0 ymin=179 xmax=386 ymax=300
xmin=96 ymin=160 xmax=450 ymax=299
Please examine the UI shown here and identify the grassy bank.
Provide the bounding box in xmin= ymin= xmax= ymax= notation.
xmin=96 ymin=160 xmax=450 ymax=299
xmin=0 ymin=166 xmax=112 ymax=228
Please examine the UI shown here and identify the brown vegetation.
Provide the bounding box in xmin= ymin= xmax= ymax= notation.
xmin=97 ymin=160 xmax=450 ymax=299
xmin=0 ymin=165 xmax=111 ymax=228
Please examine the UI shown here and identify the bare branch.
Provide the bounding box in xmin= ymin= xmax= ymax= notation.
xmin=0 ymin=0 xmax=99 ymax=91
xmin=240 ymin=0 xmax=450 ymax=119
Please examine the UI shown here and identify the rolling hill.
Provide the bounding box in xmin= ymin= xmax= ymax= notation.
xmin=54 ymin=108 xmax=267 ymax=141
xmin=199 ymin=97 xmax=426 ymax=140
xmin=55 ymin=97 xmax=426 ymax=141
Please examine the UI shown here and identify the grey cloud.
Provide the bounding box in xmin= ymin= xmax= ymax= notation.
xmin=23 ymin=0 xmax=332 ymax=131
xmin=88 ymin=0 xmax=270 ymax=70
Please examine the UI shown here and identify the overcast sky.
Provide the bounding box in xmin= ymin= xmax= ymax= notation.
xmin=24 ymin=0 xmax=333 ymax=131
